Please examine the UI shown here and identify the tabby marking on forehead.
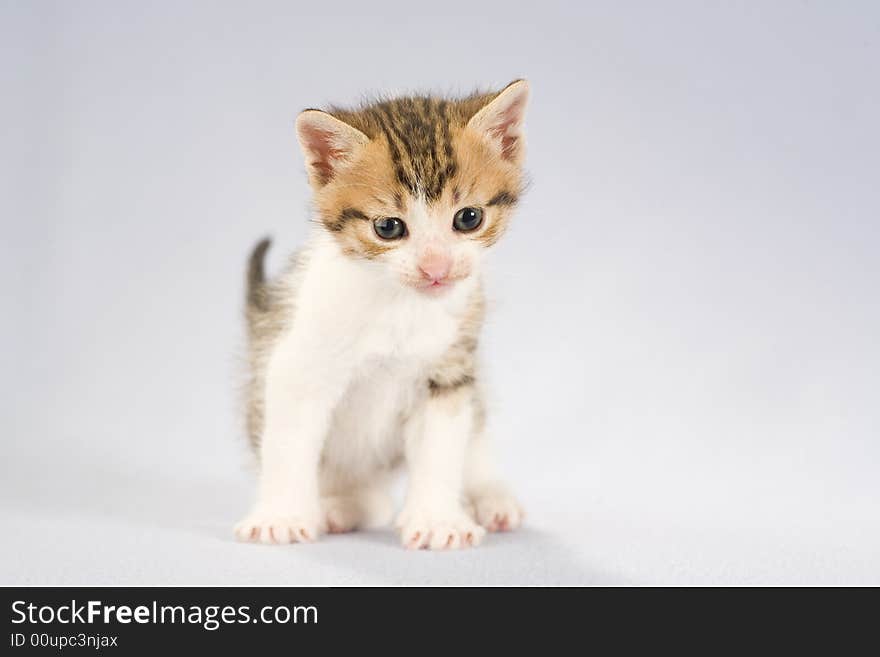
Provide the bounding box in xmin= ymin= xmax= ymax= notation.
xmin=329 ymin=92 xmax=498 ymax=203
xmin=359 ymin=98 xmax=453 ymax=200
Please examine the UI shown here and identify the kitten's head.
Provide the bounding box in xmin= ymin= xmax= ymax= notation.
xmin=295 ymin=80 xmax=529 ymax=295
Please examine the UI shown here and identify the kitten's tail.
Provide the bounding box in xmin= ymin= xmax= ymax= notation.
xmin=246 ymin=237 xmax=272 ymax=313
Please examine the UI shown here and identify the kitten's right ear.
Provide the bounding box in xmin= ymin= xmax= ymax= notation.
xmin=295 ymin=110 xmax=369 ymax=186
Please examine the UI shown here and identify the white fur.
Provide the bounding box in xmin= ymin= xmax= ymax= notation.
xmin=235 ymin=200 xmax=521 ymax=549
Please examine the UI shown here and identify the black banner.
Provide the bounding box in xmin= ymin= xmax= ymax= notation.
xmin=1 ymin=586 xmax=871 ymax=652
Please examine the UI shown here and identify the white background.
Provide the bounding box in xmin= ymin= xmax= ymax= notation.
xmin=2 ymin=1 xmax=878 ymax=584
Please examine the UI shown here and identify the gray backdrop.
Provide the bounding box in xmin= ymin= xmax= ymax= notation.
xmin=2 ymin=1 xmax=878 ymax=584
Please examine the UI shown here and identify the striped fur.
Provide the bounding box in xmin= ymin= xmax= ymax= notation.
xmin=327 ymin=93 xmax=494 ymax=201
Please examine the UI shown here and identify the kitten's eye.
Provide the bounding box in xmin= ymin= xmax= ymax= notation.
xmin=373 ymin=217 xmax=407 ymax=240
xmin=453 ymin=207 xmax=483 ymax=232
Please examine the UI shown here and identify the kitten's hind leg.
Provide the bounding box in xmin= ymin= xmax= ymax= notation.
xmin=321 ymin=494 xmax=362 ymax=534
xmin=320 ymin=474 xmax=395 ymax=534
xmin=464 ymin=431 xmax=524 ymax=533
xmin=466 ymin=484 xmax=524 ymax=532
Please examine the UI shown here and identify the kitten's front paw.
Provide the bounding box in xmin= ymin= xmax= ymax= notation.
xmin=234 ymin=508 xmax=322 ymax=545
xmin=469 ymin=490 xmax=524 ymax=532
xmin=395 ymin=506 xmax=486 ymax=550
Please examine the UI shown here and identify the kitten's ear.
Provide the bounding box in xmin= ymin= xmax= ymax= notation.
xmin=295 ymin=110 xmax=369 ymax=186
xmin=467 ymin=79 xmax=530 ymax=163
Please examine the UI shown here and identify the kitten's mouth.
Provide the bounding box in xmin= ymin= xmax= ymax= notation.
xmin=406 ymin=271 xmax=470 ymax=295
xmin=413 ymin=279 xmax=454 ymax=295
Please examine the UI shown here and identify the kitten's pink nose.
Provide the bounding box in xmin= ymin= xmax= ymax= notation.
xmin=418 ymin=252 xmax=452 ymax=283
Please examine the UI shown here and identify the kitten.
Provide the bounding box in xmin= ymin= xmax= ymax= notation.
xmin=235 ymin=80 xmax=529 ymax=550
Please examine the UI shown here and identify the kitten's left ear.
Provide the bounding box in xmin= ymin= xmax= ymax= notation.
xmin=467 ymin=79 xmax=530 ymax=163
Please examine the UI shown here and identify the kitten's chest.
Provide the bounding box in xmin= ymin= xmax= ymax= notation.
xmin=360 ymin=295 xmax=461 ymax=362
xmin=302 ymin=242 xmax=474 ymax=364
